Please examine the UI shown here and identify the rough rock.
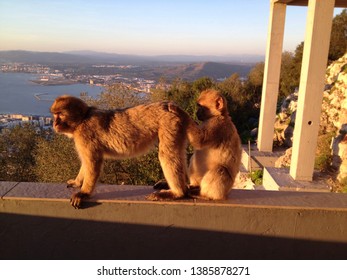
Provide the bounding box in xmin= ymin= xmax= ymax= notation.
xmin=273 ymin=52 xmax=347 ymax=183
xmin=275 ymin=147 xmax=292 ymax=168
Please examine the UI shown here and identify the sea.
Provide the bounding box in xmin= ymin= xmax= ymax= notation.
xmin=0 ymin=72 xmax=104 ymax=116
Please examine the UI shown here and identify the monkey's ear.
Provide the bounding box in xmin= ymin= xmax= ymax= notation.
xmin=215 ymin=97 xmax=224 ymax=111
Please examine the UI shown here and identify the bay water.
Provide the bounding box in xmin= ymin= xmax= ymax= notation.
xmin=0 ymin=72 xmax=103 ymax=116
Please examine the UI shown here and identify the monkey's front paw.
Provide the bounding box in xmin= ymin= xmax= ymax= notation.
xmin=146 ymin=190 xmax=184 ymax=201
xmin=70 ymin=192 xmax=90 ymax=209
xmin=67 ymin=179 xmax=82 ymax=189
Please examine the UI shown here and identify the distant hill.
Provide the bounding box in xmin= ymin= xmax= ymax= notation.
xmin=0 ymin=50 xmax=255 ymax=81
xmin=0 ymin=50 xmax=95 ymax=64
xmin=65 ymin=50 xmax=264 ymax=64
xmin=158 ymin=62 xmax=252 ymax=80
xmin=0 ymin=50 xmax=263 ymax=65
xmin=0 ymin=50 xmax=153 ymax=64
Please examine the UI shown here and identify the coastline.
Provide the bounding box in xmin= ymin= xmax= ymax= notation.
xmin=29 ymin=79 xmax=77 ymax=86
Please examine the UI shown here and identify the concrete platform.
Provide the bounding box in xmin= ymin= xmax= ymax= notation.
xmin=1 ymin=181 xmax=347 ymax=259
xmin=263 ymin=167 xmax=331 ymax=192
xmin=241 ymin=144 xmax=285 ymax=171
xmin=240 ymin=145 xmax=330 ymax=193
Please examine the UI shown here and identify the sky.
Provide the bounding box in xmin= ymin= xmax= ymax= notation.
xmin=0 ymin=0 xmax=344 ymax=56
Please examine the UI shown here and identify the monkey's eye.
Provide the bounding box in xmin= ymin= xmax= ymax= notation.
xmin=197 ymin=104 xmax=207 ymax=110
xmin=54 ymin=112 xmax=65 ymax=119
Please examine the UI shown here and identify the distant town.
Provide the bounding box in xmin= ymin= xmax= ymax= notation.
xmin=1 ymin=62 xmax=158 ymax=93
xmin=0 ymin=113 xmax=53 ymax=131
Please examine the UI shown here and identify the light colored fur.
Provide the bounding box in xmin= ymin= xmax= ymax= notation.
xmin=51 ymin=95 xmax=188 ymax=207
xmin=185 ymin=89 xmax=242 ymax=200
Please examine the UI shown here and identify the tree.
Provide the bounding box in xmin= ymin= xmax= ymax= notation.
xmin=121 ymin=148 xmax=163 ymax=185
xmin=85 ymin=83 xmax=147 ymax=109
xmin=0 ymin=125 xmax=38 ymax=181
xmin=161 ymin=78 xmax=198 ymax=117
xmin=244 ymin=62 xmax=264 ymax=105
xmin=192 ymin=76 xmax=215 ymax=93
xmin=217 ymin=73 xmax=259 ymax=141
xmin=278 ymin=43 xmax=303 ymax=99
xmin=279 ymin=51 xmax=298 ymax=98
xmin=247 ymin=62 xmax=264 ymax=89
xmin=329 ymin=9 xmax=347 ymax=61
xmin=219 ymin=73 xmax=246 ymax=119
xmin=279 ymin=51 xmax=294 ymax=98
xmin=34 ymin=134 xmax=80 ymax=183
xmin=219 ymin=73 xmax=244 ymax=100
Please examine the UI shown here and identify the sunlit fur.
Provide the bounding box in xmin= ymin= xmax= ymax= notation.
xmin=50 ymin=95 xmax=189 ymax=208
xmin=170 ymin=89 xmax=242 ymax=200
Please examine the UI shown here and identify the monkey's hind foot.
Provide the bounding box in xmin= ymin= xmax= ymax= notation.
xmin=146 ymin=190 xmax=185 ymax=201
xmin=70 ymin=192 xmax=90 ymax=209
xmin=153 ymin=180 xmax=170 ymax=190
xmin=187 ymin=185 xmax=201 ymax=198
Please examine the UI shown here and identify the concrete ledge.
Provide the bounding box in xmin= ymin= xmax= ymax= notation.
xmin=1 ymin=181 xmax=347 ymax=259
xmin=0 ymin=181 xmax=343 ymax=208
xmin=263 ymin=167 xmax=331 ymax=192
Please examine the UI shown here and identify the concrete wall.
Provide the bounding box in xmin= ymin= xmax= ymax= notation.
xmin=1 ymin=182 xmax=347 ymax=259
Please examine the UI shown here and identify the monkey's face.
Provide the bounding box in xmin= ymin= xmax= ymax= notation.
xmin=196 ymin=104 xmax=212 ymax=121
xmin=51 ymin=110 xmax=72 ymax=134
xmin=50 ymin=95 xmax=89 ymax=136
xmin=196 ymin=89 xmax=228 ymax=121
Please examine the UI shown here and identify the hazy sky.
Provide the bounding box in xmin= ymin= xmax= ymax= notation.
xmin=0 ymin=0 xmax=343 ymax=56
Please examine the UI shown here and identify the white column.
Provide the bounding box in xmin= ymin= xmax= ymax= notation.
xmin=290 ymin=0 xmax=335 ymax=181
xmin=257 ymin=0 xmax=286 ymax=152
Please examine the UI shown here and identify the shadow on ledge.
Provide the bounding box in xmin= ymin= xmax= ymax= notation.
xmin=1 ymin=213 xmax=347 ymax=260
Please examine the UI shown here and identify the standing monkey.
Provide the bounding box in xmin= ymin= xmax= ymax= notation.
xmin=50 ymin=95 xmax=188 ymax=208
xmin=164 ymin=89 xmax=241 ymax=200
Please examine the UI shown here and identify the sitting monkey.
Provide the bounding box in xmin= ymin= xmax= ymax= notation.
xmin=156 ymin=89 xmax=241 ymax=200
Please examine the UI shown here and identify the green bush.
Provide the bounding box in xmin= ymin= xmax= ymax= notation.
xmin=0 ymin=125 xmax=38 ymax=182
xmin=34 ymin=134 xmax=80 ymax=183
xmin=250 ymin=170 xmax=263 ymax=185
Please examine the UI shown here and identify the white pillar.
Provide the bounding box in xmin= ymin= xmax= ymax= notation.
xmin=290 ymin=0 xmax=335 ymax=181
xmin=257 ymin=0 xmax=286 ymax=152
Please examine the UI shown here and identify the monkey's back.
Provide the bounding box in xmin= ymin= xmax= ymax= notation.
xmin=76 ymin=102 xmax=183 ymax=159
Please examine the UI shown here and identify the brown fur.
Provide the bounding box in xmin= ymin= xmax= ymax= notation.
xmin=170 ymin=89 xmax=242 ymax=200
xmin=50 ymin=95 xmax=188 ymax=208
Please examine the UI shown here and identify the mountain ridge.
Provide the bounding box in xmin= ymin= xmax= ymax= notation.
xmin=158 ymin=61 xmax=251 ymax=80
xmin=0 ymin=50 xmax=255 ymax=80
xmin=0 ymin=50 xmax=263 ymax=65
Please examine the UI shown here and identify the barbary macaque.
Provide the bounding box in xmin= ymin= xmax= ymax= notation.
xmin=50 ymin=95 xmax=189 ymax=208
xmin=162 ymin=89 xmax=242 ymax=200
